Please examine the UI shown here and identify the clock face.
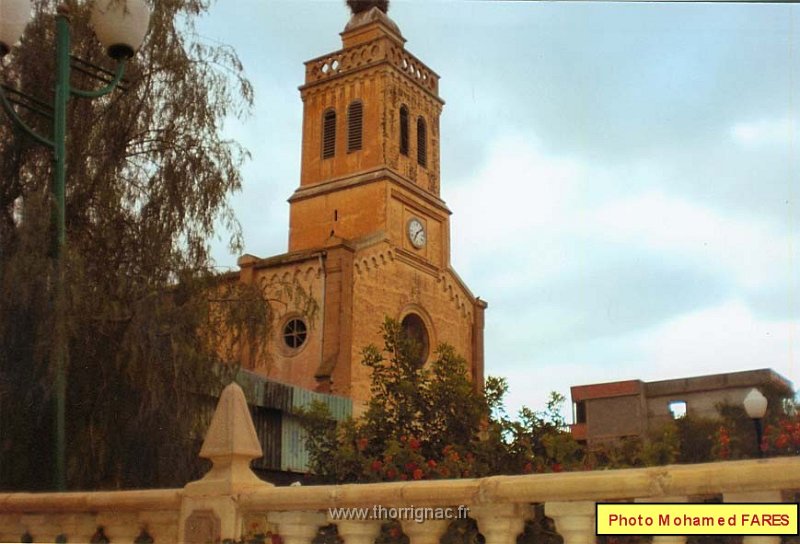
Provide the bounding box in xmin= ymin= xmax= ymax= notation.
xmin=407 ymin=218 xmax=426 ymax=249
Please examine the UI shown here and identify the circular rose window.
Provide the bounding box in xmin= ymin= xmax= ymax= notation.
xmin=282 ymin=318 xmax=308 ymax=350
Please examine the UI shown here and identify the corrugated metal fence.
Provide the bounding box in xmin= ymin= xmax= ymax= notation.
xmin=236 ymin=370 xmax=352 ymax=473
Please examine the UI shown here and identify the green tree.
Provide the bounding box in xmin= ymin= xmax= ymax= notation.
xmin=0 ymin=0 xmax=265 ymax=490
xmin=300 ymin=318 xmax=581 ymax=483
xmin=301 ymin=318 xmax=490 ymax=483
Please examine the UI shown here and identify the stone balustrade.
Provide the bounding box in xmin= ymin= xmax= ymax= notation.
xmin=0 ymin=489 xmax=180 ymax=542
xmin=1 ymin=383 xmax=798 ymax=543
xmin=304 ymin=38 xmax=439 ymax=94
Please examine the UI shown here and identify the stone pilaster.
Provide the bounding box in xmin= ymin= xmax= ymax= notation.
xmin=544 ymin=501 xmax=596 ymax=544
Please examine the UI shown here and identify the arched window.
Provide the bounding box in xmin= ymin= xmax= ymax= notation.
xmin=401 ymin=313 xmax=429 ymax=366
xmin=347 ymin=101 xmax=363 ymax=152
xmin=416 ymin=116 xmax=427 ymax=167
xmin=322 ymin=109 xmax=336 ymax=159
xmin=399 ymin=105 xmax=409 ymax=156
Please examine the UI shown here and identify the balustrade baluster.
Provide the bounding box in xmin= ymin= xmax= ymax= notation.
xmin=723 ymin=490 xmax=784 ymax=544
xmin=637 ymin=495 xmax=689 ymax=544
xmin=400 ymin=518 xmax=450 ymax=544
xmin=268 ymin=511 xmax=327 ymax=544
xmin=332 ymin=520 xmax=383 ymax=544
xmin=472 ymin=504 xmax=531 ymax=544
xmin=544 ymin=501 xmax=596 ymax=544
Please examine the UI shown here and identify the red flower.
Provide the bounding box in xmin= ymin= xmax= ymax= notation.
xmin=412 ymin=468 xmax=424 ymax=480
xmin=371 ymin=459 xmax=383 ymax=471
xmin=552 ymin=463 xmax=563 ymax=473
xmin=427 ymin=459 xmax=437 ymax=468
xmin=399 ymin=474 xmax=408 ymax=481
xmin=523 ymin=462 xmax=533 ymax=474
xmin=405 ymin=462 xmax=417 ymax=472
xmin=386 ymin=468 xmax=398 ymax=480
xmin=357 ymin=438 xmax=369 ymax=451
xmin=408 ymin=437 xmax=421 ymax=450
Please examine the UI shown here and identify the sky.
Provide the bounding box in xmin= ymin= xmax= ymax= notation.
xmin=198 ymin=1 xmax=799 ymax=419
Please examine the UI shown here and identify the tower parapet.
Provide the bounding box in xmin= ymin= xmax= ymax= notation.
xmin=302 ymin=8 xmax=439 ymax=96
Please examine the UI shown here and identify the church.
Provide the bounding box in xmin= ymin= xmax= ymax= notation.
xmin=227 ymin=3 xmax=485 ymax=407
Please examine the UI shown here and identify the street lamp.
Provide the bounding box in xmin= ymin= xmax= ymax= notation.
xmin=743 ymin=388 xmax=768 ymax=458
xmin=0 ymin=0 xmax=150 ymax=490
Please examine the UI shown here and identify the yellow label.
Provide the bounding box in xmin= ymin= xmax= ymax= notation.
xmin=596 ymin=503 xmax=799 ymax=535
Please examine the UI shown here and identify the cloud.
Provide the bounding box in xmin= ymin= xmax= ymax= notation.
xmin=732 ymin=118 xmax=797 ymax=146
xmin=640 ymin=300 xmax=799 ymax=387
xmin=449 ymin=129 xmax=798 ymax=413
xmin=448 ymin=132 xmax=583 ymax=275
xmin=587 ymin=191 xmax=795 ymax=292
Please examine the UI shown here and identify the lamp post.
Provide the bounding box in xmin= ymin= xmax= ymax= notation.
xmin=0 ymin=0 xmax=151 ymax=490
xmin=743 ymin=388 xmax=768 ymax=458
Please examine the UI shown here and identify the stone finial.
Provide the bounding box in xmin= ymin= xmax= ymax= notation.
xmin=185 ymin=382 xmax=270 ymax=495
xmin=347 ymin=0 xmax=389 ymax=15
xmin=200 ymin=382 xmax=262 ymax=461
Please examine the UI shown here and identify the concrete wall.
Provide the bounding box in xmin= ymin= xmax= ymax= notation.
xmin=585 ymin=395 xmax=645 ymax=442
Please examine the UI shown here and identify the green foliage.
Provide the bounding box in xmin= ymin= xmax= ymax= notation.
xmin=300 ymin=318 xmax=490 ymax=482
xmin=300 ymin=318 xmax=582 ymax=482
xmin=0 ymin=0 xmax=264 ymax=490
xmin=301 ymin=319 xmax=799 ymax=485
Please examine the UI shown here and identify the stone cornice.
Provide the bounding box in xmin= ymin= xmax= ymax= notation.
xmin=289 ymin=167 xmax=452 ymax=217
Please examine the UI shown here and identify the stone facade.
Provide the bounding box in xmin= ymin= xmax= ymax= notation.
xmin=231 ymin=7 xmax=486 ymax=406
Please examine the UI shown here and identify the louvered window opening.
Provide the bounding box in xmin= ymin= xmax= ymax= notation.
xmin=399 ymin=106 xmax=409 ymax=156
xmin=417 ymin=117 xmax=427 ymax=167
xmin=322 ymin=109 xmax=336 ymax=159
xmin=347 ymin=101 xmax=363 ymax=152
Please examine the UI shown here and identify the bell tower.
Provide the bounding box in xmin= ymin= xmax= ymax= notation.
xmin=288 ymin=3 xmax=449 ymax=270
xmin=234 ymin=1 xmax=486 ymax=400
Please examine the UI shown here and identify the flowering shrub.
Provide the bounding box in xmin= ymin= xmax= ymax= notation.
xmin=763 ymin=415 xmax=800 ymax=456
xmin=299 ymin=318 xmax=585 ymax=483
xmin=300 ymin=320 xmax=798 ymax=484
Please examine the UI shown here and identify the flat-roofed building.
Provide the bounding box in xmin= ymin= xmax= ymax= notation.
xmin=569 ymin=368 xmax=794 ymax=446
